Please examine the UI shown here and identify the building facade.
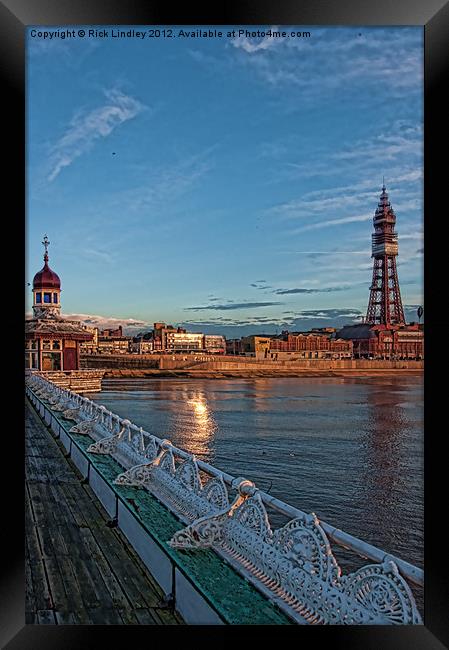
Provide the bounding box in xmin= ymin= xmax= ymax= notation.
xmin=165 ymin=331 xmax=204 ymax=352
xmin=237 ymin=332 xmax=352 ymax=359
xmin=204 ymin=335 xmax=226 ymax=354
xmin=226 ymin=338 xmax=244 ymax=355
xmin=338 ymin=323 xmax=423 ymax=360
xmin=270 ymin=332 xmax=353 ymax=359
xmin=240 ymin=336 xmax=273 ymax=356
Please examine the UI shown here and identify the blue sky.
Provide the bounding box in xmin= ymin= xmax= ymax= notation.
xmin=26 ymin=26 xmax=423 ymax=336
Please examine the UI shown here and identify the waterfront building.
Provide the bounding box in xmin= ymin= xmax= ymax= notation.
xmin=99 ymin=325 xmax=124 ymax=338
xmin=226 ymin=338 xmax=244 ymax=355
xmin=240 ymin=335 xmax=273 ymax=356
xmin=96 ymin=336 xmax=131 ymax=354
xmin=338 ymin=322 xmax=423 ymax=360
xmin=165 ymin=331 xmax=204 ymax=352
xmin=130 ymin=332 xmax=155 ymax=353
xmin=152 ymin=322 xmax=225 ymax=354
xmin=269 ymin=331 xmax=353 ymax=359
xmin=79 ymin=325 xmax=132 ymax=355
xmin=25 ymin=236 xmax=93 ymax=370
xmin=96 ymin=324 xmax=132 ymax=354
xmin=204 ymin=335 xmax=226 ymax=354
xmin=337 ymin=184 xmax=424 ymax=359
xmin=79 ymin=326 xmax=99 ymax=354
xmin=130 ymin=339 xmax=154 ymax=354
xmin=153 ymin=322 xmax=182 ymax=350
xmin=238 ymin=332 xmax=352 ymax=359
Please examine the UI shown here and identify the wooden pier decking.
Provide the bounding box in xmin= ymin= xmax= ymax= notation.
xmin=25 ymin=400 xmax=184 ymax=625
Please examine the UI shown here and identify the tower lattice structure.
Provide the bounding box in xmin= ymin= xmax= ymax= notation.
xmin=366 ymin=184 xmax=405 ymax=326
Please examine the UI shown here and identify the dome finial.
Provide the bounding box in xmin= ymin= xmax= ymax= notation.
xmin=42 ymin=234 xmax=50 ymax=263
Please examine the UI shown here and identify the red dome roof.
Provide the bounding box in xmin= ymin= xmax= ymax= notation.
xmin=33 ymin=255 xmax=61 ymax=289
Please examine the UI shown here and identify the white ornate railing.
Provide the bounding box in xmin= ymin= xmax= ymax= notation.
xmin=25 ymin=372 xmax=423 ymax=625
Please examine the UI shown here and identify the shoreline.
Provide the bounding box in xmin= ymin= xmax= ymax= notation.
xmin=101 ymin=368 xmax=423 ymax=380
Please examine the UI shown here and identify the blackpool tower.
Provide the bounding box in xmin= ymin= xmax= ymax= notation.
xmin=365 ymin=183 xmax=405 ymax=326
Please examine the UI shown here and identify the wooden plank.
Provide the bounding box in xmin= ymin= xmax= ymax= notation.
xmin=25 ymin=555 xmax=37 ymax=617
xmin=25 ymin=533 xmax=50 ymax=612
xmin=44 ymin=557 xmax=71 ymax=613
xmin=78 ymin=526 xmax=130 ymax=610
xmin=57 ymin=483 xmax=90 ymax=529
xmin=154 ymin=607 xmax=184 ymax=625
xmin=86 ymin=607 xmax=126 ymax=625
xmin=67 ymin=549 xmax=113 ymax=610
xmin=36 ymin=610 xmax=56 ymax=625
xmin=130 ymin=608 xmax=159 ymax=625
xmin=35 ymin=521 xmax=61 ymax=560
xmin=27 ymin=483 xmax=58 ymax=531
xmin=54 ymin=611 xmax=78 ymax=624
xmin=63 ymin=482 xmax=159 ymax=609
xmin=55 ymin=557 xmax=93 ymax=625
xmin=84 ymin=517 xmax=161 ymax=610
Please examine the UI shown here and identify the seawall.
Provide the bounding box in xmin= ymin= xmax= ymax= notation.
xmin=80 ymin=355 xmax=423 ymax=380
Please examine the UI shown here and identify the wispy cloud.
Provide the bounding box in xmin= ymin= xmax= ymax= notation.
xmin=294 ymin=308 xmax=363 ymax=320
xmin=184 ymin=301 xmax=283 ymax=311
xmin=231 ymin=27 xmax=284 ymax=53
xmin=250 ymin=280 xmax=274 ymax=290
xmin=228 ymin=27 xmax=422 ymax=102
xmin=273 ymin=285 xmax=350 ymax=295
xmin=291 ymin=213 xmax=372 ymax=234
xmin=81 ymin=248 xmax=114 ymax=264
xmin=47 ymin=89 xmax=146 ymax=181
xmin=108 ymin=146 xmax=216 ymax=216
xmin=277 ymin=250 xmax=370 ymax=256
xmin=60 ymin=312 xmax=151 ymax=333
xmin=269 ymin=164 xmax=422 ymax=223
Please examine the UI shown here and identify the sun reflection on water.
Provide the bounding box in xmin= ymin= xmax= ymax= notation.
xmin=180 ymin=391 xmax=217 ymax=457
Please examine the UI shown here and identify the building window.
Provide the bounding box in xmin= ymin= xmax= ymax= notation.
xmin=42 ymin=340 xmax=51 ymax=350
xmin=35 ymin=292 xmax=42 ymax=303
xmin=42 ymin=352 xmax=62 ymax=371
xmin=44 ymin=293 xmax=51 ymax=303
xmin=52 ymin=340 xmax=61 ymax=350
xmin=25 ymin=352 xmax=39 ymax=369
xmin=53 ymin=293 xmax=58 ymax=303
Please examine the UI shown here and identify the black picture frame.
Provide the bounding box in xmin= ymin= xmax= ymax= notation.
xmin=3 ymin=0 xmax=448 ymax=647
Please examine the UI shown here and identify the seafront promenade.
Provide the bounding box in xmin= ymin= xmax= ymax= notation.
xmin=81 ymin=354 xmax=423 ymax=380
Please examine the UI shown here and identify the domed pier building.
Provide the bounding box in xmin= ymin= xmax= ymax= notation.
xmin=25 ymin=236 xmax=93 ymax=371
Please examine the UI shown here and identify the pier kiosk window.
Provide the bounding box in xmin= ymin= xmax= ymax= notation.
xmin=41 ymin=351 xmax=62 ymax=371
xmin=40 ymin=339 xmax=63 ymax=370
xmin=25 ymin=339 xmax=39 ymax=369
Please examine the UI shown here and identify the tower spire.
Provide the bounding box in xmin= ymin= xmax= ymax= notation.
xmin=365 ymin=184 xmax=405 ymax=326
